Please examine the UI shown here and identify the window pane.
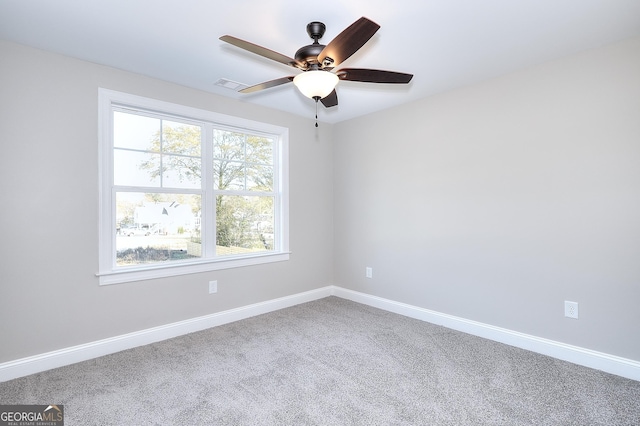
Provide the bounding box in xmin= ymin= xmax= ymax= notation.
xmin=212 ymin=131 xmax=274 ymax=192
xmin=247 ymin=164 xmax=273 ymax=191
xmin=116 ymin=192 xmax=202 ymax=266
xmin=114 ymin=111 xmax=202 ymax=189
xmin=216 ymin=195 xmax=274 ymax=256
xmin=213 ymin=130 xmax=244 ymax=160
xmin=114 ymin=149 xmax=161 ymax=187
xmin=161 ymin=154 xmax=201 ymax=189
xmin=245 ymin=135 xmax=273 ymax=165
xmin=162 ymin=121 xmax=201 ymax=156
xmin=114 ymin=112 xmax=160 ymax=151
xmin=213 ymin=160 xmax=244 ymax=190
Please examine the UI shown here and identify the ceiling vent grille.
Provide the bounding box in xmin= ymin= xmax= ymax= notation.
xmin=214 ymin=78 xmax=248 ymax=91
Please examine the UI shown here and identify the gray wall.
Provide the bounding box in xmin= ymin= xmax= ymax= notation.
xmin=333 ymin=36 xmax=640 ymax=361
xmin=0 ymin=41 xmax=334 ymax=362
xmin=2 ymin=35 xmax=639 ymax=365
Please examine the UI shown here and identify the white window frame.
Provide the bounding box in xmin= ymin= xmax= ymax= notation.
xmin=97 ymin=88 xmax=289 ymax=285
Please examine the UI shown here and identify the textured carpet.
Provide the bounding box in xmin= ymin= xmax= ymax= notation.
xmin=1 ymin=297 xmax=639 ymax=425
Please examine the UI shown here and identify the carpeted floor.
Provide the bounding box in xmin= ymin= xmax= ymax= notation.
xmin=1 ymin=296 xmax=639 ymax=425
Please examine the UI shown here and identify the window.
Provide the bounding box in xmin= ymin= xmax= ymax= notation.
xmin=98 ymin=89 xmax=289 ymax=285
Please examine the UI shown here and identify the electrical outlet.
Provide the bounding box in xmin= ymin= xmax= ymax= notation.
xmin=209 ymin=280 xmax=218 ymax=294
xmin=365 ymin=267 xmax=373 ymax=279
xmin=564 ymin=301 xmax=579 ymax=319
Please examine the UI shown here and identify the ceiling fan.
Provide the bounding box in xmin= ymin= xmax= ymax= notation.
xmin=220 ymin=17 xmax=413 ymax=122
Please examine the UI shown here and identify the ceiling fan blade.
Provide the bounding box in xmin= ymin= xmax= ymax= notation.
xmin=220 ymin=35 xmax=303 ymax=69
xmin=337 ymin=68 xmax=413 ymax=84
xmin=320 ymin=90 xmax=338 ymax=108
xmin=239 ymin=76 xmax=295 ymax=93
xmin=317 ymin=17 xmax=380 ymax=68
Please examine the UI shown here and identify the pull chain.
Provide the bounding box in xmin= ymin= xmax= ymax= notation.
xmin=313 ymin=96 xmax=320 ymax=128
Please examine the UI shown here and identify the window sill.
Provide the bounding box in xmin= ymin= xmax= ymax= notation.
xmin=96 ymin=252 xmax=290 ymax=285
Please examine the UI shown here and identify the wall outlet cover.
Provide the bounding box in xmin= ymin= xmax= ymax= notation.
xmin=365 ymin=267 xmax=373 ymax=279
xmin=564 ymin=301 xmax=579 ymax=319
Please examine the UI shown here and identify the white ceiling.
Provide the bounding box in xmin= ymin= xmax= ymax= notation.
xmin=1 ymin=0 xmax=639 ymax=123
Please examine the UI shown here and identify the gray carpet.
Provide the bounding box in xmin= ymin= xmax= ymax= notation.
xmin=1 ymin=297 xmax=639 ymax=425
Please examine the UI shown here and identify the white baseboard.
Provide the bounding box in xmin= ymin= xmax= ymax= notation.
xmin=2 ymin=285 xmax=638 ymax=383
xmin=330 ymin=286 xmax=640 ymax=382
xmin=0 ymin=286 xmax=333 ymax=382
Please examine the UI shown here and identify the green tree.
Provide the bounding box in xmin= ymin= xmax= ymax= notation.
xmin=213 ymin=131 xmax=274 ymax=250
xmin=139 ymin=123 xmax=202 ymax=185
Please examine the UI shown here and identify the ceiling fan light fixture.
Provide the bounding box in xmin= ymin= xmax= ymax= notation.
xmin=293 ymin=70 xmax=339 ymax=100
xmin=220 ymin=17 xmax=412 ymax=113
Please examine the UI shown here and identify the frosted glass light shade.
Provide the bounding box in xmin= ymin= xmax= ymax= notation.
xmin=293 ymin=71 xmax=339 ymax=99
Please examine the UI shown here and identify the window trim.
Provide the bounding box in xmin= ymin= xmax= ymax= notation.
xmin=97 ymin=88 xmax=289 ymax=285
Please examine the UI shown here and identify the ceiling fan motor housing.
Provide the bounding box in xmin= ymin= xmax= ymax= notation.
xmin=295 ymin=43 xmax=326 ymax=69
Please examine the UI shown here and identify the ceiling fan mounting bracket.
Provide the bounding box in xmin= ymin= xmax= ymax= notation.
xmin=306 ymin=22 xmax=326 ymax=41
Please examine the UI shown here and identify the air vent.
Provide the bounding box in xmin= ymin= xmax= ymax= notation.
xmin=214 ymin=78 xmax=248 ymax=91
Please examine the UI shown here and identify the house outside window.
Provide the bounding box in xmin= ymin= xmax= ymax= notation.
xmin=98 ymin=89 xmax=289 ymax=285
